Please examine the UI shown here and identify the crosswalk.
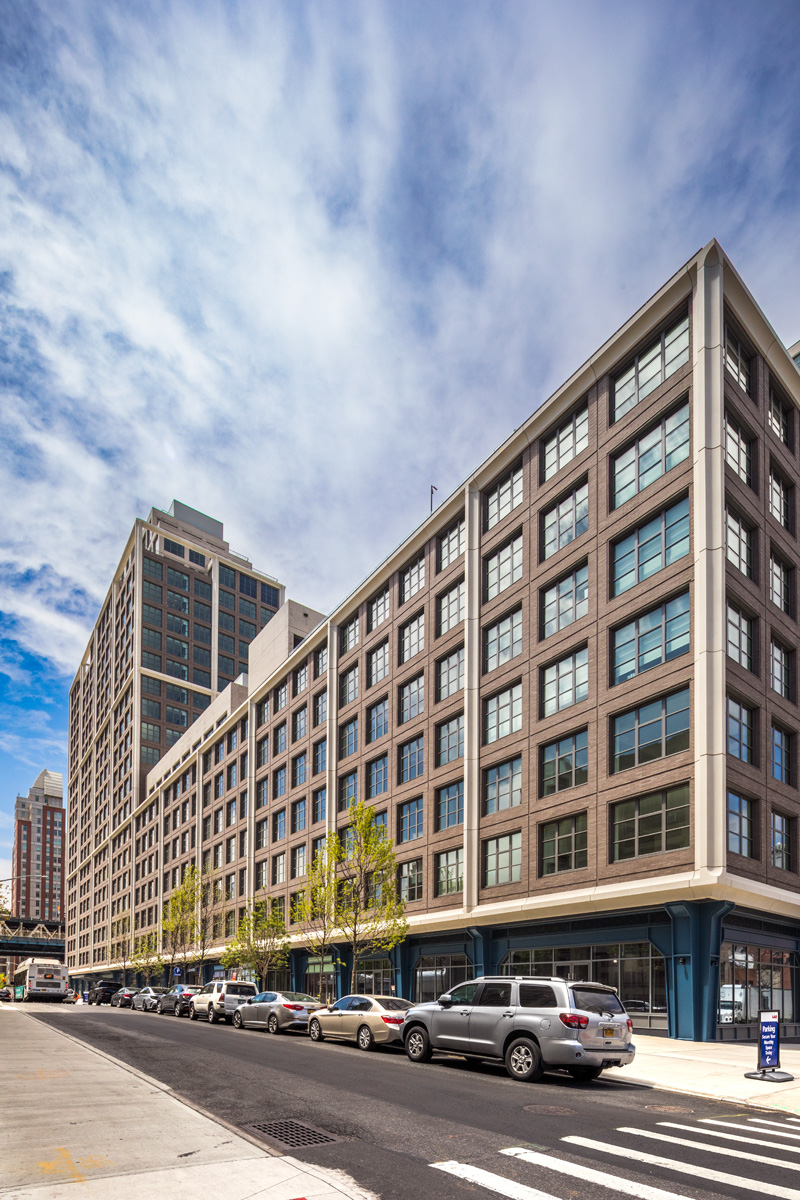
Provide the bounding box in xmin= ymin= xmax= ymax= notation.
xmin=432 ymin=1112 xmax=800 ymax=1200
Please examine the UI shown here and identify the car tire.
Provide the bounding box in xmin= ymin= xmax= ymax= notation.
xmin=268 ymin=1014 xmax=280 ymax=1035
xmin=156 ymin=1001 xmax=163 ymax=1014
xmin=174 ymin=1005 xmax=182 ymax=1016
xmin=357 ymin=1024 xmax=375 ymax=1052
xmin=569 ymin=1066 xmax=603 ymax=1082
xmin=405 ymin=1026 xmax=432 ymax=1063
xmin=309 ymin=1018 xmax=324 ymax=1042
xmin=189 ymin=1005 xmax=198 ymax=1020
xmin=504 ymin=1037 xmax=544 ymax=1083
xmin=208 ymin=1006 xmax=217 ymax=1024
xmin=233 ymin=1010 xmax=243 ymax=1029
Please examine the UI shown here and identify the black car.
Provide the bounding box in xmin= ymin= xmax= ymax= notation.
xmin=111 ymin=986 xmax=140 ymax=1008
xmin=0 ymin=987 xmax=12 ymax=1002
xmin=156 ymin=984 xmax=200 ymax=1016
xmin=88 ymin=981 xmax=118 ymax=1005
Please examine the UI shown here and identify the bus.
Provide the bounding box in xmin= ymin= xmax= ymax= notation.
xmin=13 ymin=957 xmax=69 ymax=1002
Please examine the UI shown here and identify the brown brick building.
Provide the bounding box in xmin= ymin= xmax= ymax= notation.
xmin=69 ymin=242 xmax=800 ymax=1039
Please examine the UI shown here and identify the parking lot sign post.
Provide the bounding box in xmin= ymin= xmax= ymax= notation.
xmin=744 ymin=1011 xmax=794 ymax=1083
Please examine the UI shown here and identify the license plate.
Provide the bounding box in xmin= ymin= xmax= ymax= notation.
xmin=602 ymin=1025 xmax=616 ymax=1038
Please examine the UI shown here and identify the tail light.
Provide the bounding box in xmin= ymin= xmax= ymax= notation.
xmin=219 ymin=993 xmax=225 ymax=1002
xmin=283 ymin=1003 xmax=304 ymax=1011
xmin=559 ymin=1012 xmax=589 ymax=1029
xmin=627 ymin=1018 xmax=633 ymax=1034
xmin=381 ymin=1015 xmax=405 ymax=1025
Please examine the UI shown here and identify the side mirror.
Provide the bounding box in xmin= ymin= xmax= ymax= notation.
xmin=247 ymin=998 xmax=253 ymax=1004
xmin=438 ymin=994 xmax=453 ymax=1008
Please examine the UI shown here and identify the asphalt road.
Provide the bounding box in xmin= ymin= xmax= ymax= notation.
xmin=32 ymin=1006 xmax=799 ymax=1200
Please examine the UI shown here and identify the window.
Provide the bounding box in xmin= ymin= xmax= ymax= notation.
xmin=274 ymin=723 xmax=287 ymax=755
xmin=438 ymin=579 xmax=465 ymax=633
xmin=167 ymin=566 xmax=188 ymax=591
xmin=314 ymin=690 xmax=327 ymax=725
xmin=725 ymin=413 xmax=752 ymax=485
xmin=727 ymin=697 xmax=754 ymax=763
xmin=291 ymin=845 xmax=306 ymax=879
xmin=484 ymin=756 xmax=522 ymax=813
xmin=400 ymin=613 xmax=424 ymax=663
xmin=438 ymin=517 xmax=465 ymax=570
xmin=273 ymin=765 xmax=287 ymax=798
xmin=435 ymin=848 xmax=464 ymax=896
xmin=272 ymin=809 xmax=286 ymax=840
xmin=219 ymin=590 xmax=235 ymax=613
xmin=771 ymin=639 xmax=791 ymax=699
xmin=612 ymin=785 xmax=690 ymax=860
xmin=484 ymin=608 xmax=523 ymax=673
xmin=367 ymin=754 xmax=389 ymax=798
xmin=541 ymin=813 xmax=587 ymax=875
xmin=771 ymin=725 xmax=793 ymax=784
xmin=613 ymin=688 xmax=690 ymax=772
xmin=262 ymin=582 xmax=280 ymax=608
xmin=724 ymin=323 xmax=751 ymax=393
xmin=340 ymin=664 xmax=358 ymax=706
xmin=542 ymin=648 xmax=588 ymax=717
xmin=142 ymin=627 xmax=162 ymax=651
xmin=294 ymin=663 xmax=308 ymax=694
xmin=436 ymin=715 xmax=464 ymax=765
xmin=339 ymin=718 xmax=358 ymax=759
xmin=368 ymin=640 xmax=390 ymax=686
xmin=141 ymin=722 xmax=160 ymax=743
xmin=614 ymin=592 xmax=691 ymax=684
xmin=367 ymin=697 xmax=389 ymax=742
xmin=368 ymin=587 xmax=390 ymax=631
xmin=613 ymin=402 xmax=690 ymax=508
xmin=543 ymin=403 xmax=588 ymax=480
xmin=437 ymin=646 xmax=465 ymax=700
xmin=143 ymin=603 xmax=162 ymax=627
xmin=312 ymin=788 xmax=326 ymax=823
xmin=541 ymin=564 xmax=588 ymax=640
xmin=292 ymin=753 xmax=307 ymax=787
xmin=769 ymin=470 xmax=790 ymax=529
xmin=340 ymin=615 xmax=359 ymax=654
xmin=275 ymin=681 xmax=288 ymax=710
xmin=313 ymin=739 xmax=326 ymax=774
xmin=400 ymin=554 xmax=425 ymax=603
xmin=143 ymin=557 xmax=162 ymax=580
xmin=142 ymin=580 xmax=163 ymax=603
xmin=400 ymin=674 xmax=424 ymax=723
xmin=541 ymin=730 xmax=588 ymax=796
xmin=543 ymin=483 xmax=588 ymax=559
xmin=339 ymin=771 xmax=357 ymax=811
xmin=315 ymin=645 xmax=328 ymax=677
xmin=613 ymin=313 xmax=689 ymax=420
xmin=726 ymin=602 xmax=754 ymax=670
xmin=484 ymin=682 xmax=523 ymax=743
xmin=399 ymin=736 xmax=424 ymax=782
xmin=219 ymin=633 xmax=235 ymax=655
xmin=399 ymin=797 xmax=423 ymax=842
xmin=770 ymin=553 xmax=791 ymax=614
xmin=398 ymin=858 xmax=423 ymax=901
xmin=483 ymin=832 xmax=522 ymax=886
xmin=613 ymin=497 xmax=690 ymax=594
xmin=293 ymin=706 xmax=307 ymax=741
xmin=142 ymin=698 xmax=161 ymax=720
xmin=168 ymin=589 xmax=188 ymax=614
xmin=272 ymin=853 xmax=286 ymax=886
xmin=770 ymin=388 xmax=790 ymax=445
xmin=772 ymin=811 xmax=793 ymax=871
xmin=485 ymin=464 xmax=523 ymax=531
xmin=435 ymin=781 xmax=463 ymax=830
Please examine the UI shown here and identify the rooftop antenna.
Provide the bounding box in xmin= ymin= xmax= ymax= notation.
xmin=430 ymin=485 xmax=438 ymax=513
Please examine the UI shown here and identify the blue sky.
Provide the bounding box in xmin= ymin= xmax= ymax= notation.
xmin=2 ymin=0 xmax=800 ymax=887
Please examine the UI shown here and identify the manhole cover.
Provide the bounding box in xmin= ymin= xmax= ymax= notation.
xmin=523 ymin=1105 xmax=576 ymax=1115
xmin=245 ymin=1119 xmax=339 ymax=1148
xmin=645 ymin=1105 xmax=694 ymax=1113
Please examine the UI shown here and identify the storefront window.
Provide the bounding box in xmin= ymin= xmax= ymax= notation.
xmin=719 ymin=942 xmax=797 ymax=1025
xmin=356 ymin=958 xmax=394 ymax=995
xmin=304 ymin=955 xmax=336 ymax=1003
xmin=414 ymin=954 xmax=472 ymax=1002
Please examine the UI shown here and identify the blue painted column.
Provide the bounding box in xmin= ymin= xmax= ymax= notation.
xmin=652 ymin=900 xmax=733 ymax=1040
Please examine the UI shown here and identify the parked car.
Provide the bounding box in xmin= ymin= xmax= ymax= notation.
xmin=190 ymin=979 xmax=257 ymax=1023
xmin=156 ymin=984 xmax=200 ymax=1016
xmin=110 ymin=986 xmax=140 ymax=1008
xmin=88 ymin=981 xmax=118 ymax=1005
xmin=63 ymin=988 xmax=78 ymax=1004
xmin=232 ymin=990 xmax=323 ymax=1033
xmin=0 ymin=987 xmax=12 ymax=1002
xmin=402 ymin=977 xmax=634 ymax=1082
xmin=132 ymin=986 xmax=168 ymax=1012
xmin=308 ymin=995 xmax=413 ymax=1050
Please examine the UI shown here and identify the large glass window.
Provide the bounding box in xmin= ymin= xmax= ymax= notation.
xmin=435 ymin=781 xmax=464 ymax=830
xmin=727 ymin=697 xmax=754 ymax=763
xmin=613 ymin=313 xmax=689 ymax=420
xmin=613 ymin=403 xmax=690 ymax=507
xmin=484 ymin=608 xmax=523 ymax=673
xmin=724 ymin=413 xmax=752 ymax=485
xmin=368 ymin=587 xmax=390 ymax=632
xmin=414 ymin=954 xmax=472 ymax=1003
xmin=771 ymin=725 xmax=793 ymax=785
xmin=612 ymin=688 xmax=690 ymax=772
xmin=541 ymin=564 xmax=588 ymax=638
xmin=483 ymin=682 xmax=523 ymax=744
xmin=770 ymin=470 xmax=791 ymax=529
xmin=612 ymin=784 xmax=690 ymax=860
xmin=771 ymin=639 xmax=792 ymax=699
xmin=435 ymin=848 xmax=464 ymax=897
xmin=400 ymin=554 xmax=425 ymax=603
xmin=485 ymin=465 xmax=523 ymax=531
xmin=772 ymin=811 xmax=794 ymax=871
xmin=770 ymin=553 xmax=791 ymax=614
xmin=542 ymin=648 xmax=588 ymax=716
xmin=543 ymin=404 xmax=589 ymax=480
xmin=436 ymin=715 xmax=464 ymax=765
xmin=367 ymin=698 xmax=389 ymax=743
xmin=400 ymin=613 xmax=425 ymax=663
xmin=399 ymin=736 xmax=424 ymax=782
xmin=727 ymin=791 xmax=754 ymax=858
xmin=399 ymin=674 xmax=425 ymax=723
xmin=483 ymin=832 xmax=522 ymax=886
xmin=613 ymin=592 xmax=690 ymax=684
xmin=437 ymin=647 xmax=465 ymax=700
xmin=769 ymin=389 xmax=790 ymax=445
xmin=484 ymin=756 xmax=522 ymax=813
xmin=485 ymin=536 xmax=523 ymax=601
xmin=399 ymin=797 xmax=424 ymax=842
xmin=543 ymin=483 xmax=589 ymax=559
xmin=438 ymin=580 xmax=465 ymax=633
xmin=725 ymin=509 xmax=753 ymax=578
xmin=398 ymin=859 xmax=423 ymax=902
xmin=541 ymin=730 xmax=588 ymax=795
xmin=438 ymin=517 xmax=465 ymax=570
xmin=540 ymin=813 xmax=587 ymax=874
xmin=726 ymin=602 xmax=753 ymax=670
xmin=368 ymin=640 xmax=389 ymax=686
xmin=719 ymin=943 xmax=797 ymax=1025
xmin=613 ymin=497 xmax=690 ymax=595
xmin=724 ymin=324 xmax=751 ymax=393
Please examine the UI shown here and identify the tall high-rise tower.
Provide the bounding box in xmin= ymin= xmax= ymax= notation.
xmin=66 ymin=501 xmax=284 ymax=976
xmin=11 ymin=769 xmax=64 ymax=922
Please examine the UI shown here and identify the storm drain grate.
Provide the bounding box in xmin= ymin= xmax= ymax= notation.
xmin=645 ymin=1105 xmax=694 ymax=1113
xmin=245 ymin=1119 xmax=339 ymax=1149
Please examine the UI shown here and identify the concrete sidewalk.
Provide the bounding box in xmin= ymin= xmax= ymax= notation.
xmin=0 ymin=1007 xmax=376 ymax=1200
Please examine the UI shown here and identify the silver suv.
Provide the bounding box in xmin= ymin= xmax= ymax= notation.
xmin=189 ymin=980 xmax=257 ymax=1023
xmin=402 ymin=976 xmax=635 ymax=1082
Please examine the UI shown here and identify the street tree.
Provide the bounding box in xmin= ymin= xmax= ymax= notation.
xmin=220 ymin=897 xmax=289 ymax=989
xmin=162 ymin=867 xmax=200 ymax=981
xmin=131 ymin=932 xmax=164 ymax=985
xmin=336 ymin=802 xmax=408 ymax=994
xmin=110 ymin=913 xmax=133 ymax=985
xmin=293 ymin=830 xmax=343 ymax=1002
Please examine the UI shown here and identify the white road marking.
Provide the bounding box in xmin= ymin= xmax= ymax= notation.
xmin=659 ymin=1120 xmax=800 ymax=1155
xmin=501 ymin=1146 xmax=699 ymax=1200
xmin=746 ymin=1118 xmax=800 ymax=1137
xmin=431 ymin=1161 xmax=559 ymax=1200
xmin=699 ymin=1118 xmax=800 ymax=1140
xmin=618 ymin=1125 xmax=800 ymax=1171
xmin=562 ymin=1135 xmax=800 ymax=1200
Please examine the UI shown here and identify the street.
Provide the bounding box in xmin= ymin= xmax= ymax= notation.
xmin=30 ymin=1006 xmax=800 ymax=1200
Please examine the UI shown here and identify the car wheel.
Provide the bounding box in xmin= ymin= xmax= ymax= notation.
xmin=233 ymin=1009 xmax=244 ymax=1029
xmin=357 ymin=1024 xmax=375 ymax=1052
xmin=504 ymin=1037 xmax=544 ymax=1083
xmin=405 ymin=1026 xmax=432 ymax=1063
xmin=309 ymin=1018 xmax=324 ymax=1042
xmin=189 ymin=1005 xmax=198 ymax=1020
xmin=208 ymin=1006 xmax=217 ymax=1024
xmin=156 ymin=1001 xmax=163 ymax=1014
xmin=569 ymin=1065 xmax=603 ymax=1082
xmin=174 ymin=1004 xmax=182 ymax=1016
xmin=268 ymin=1014 xmax=280 ymax=1035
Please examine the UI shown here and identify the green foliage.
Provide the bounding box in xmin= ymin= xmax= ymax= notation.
xmin=292 ymin=830 xmax=343 ymax=1001
xmin=131 ymin=932 xmax=164 ymax=984
xmin=220 ymin=898 xmax=289 ymax=989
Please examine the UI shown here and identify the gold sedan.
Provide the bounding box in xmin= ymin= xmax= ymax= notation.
xmin=308 ymin=994 xmax=413 ymax=1050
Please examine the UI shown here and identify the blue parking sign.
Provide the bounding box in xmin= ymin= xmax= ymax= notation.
xmin=758 ymin=1010 xmax=780 ymax=1070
